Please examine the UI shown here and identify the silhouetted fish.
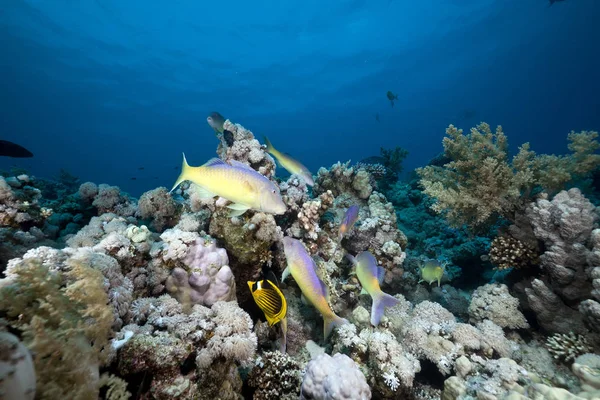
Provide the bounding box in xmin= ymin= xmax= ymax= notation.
xmin=548 ymin=0 xmax=565 ymax=5
xmin=223 ymin=130 xmax=234 ymax=147
xmin=138 ymin=167 xmax=145 ymax=170
xmin=131 ymin=177 xmax=137 ymax=180
xmin=0 ymin=140 xmax=33 ymax=158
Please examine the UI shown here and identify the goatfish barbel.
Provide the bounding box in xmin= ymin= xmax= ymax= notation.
xmin=264 ymin=136 xmax=314 ymax=186
xmin=247 ymin=278 xmax=288 ymax=353
xmin=347 ymin=251 xmax=399 ymax=326
xmin=282 ymin=237 xmax=348 ymax=339
xmin=171 ymin=155 xmax=286 ymax=217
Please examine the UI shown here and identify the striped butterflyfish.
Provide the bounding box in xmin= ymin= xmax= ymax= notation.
xmin=247 ymin=279 xmax=287 ymax=326
xmin=248 ymin=278 xmax=288 ymax=353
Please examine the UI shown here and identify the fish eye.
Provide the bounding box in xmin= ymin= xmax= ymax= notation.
xmin=271 ymin=189 xmax=276 ymax=194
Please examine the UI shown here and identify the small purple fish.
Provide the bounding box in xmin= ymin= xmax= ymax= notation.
xmin=338 ymin=205 xmax=360 ymax=242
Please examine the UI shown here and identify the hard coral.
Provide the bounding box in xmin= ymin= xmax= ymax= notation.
xmin=546 ymin=332 xmax=592 ymax=363
xmin=300 ymin=353 xmax=371 ymax=400
xmin=165 ymin=237 xmax=236 ymax=307
xmin=248 ymin=351 xmax=302 ymax=400
xmin=489 ymin=234 xmax=539 ymax=271
xmin=468 ymin=284 xmax=529 ymax=329
xmin=313 ymin=161 xmax=374 ymax=200
xmin=136 ymin=187 xmax=180 ymax=231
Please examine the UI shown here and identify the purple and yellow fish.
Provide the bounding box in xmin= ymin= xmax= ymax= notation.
xmin=282 ymin=237 xmax=348 ymax=339
xmin=338 ymin=205 xmax=360 ymax=243
xmin=347 ymin=251 xmax=399 ymax=326
xmin=171 ymin=155 xmax=286 ymax=217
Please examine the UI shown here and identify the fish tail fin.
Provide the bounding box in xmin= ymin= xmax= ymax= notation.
xmin=264 ymin=136 xmax=275 ymax=154
xmin=279 ymin=317 xmax=287 ymax=353
xmin=370 ymin=292 xmax=400 ymax=326
xmin=171 ymin=153 xmax=193 ymax=193
xmin=323 ymin=314 xmax=348 ymax=340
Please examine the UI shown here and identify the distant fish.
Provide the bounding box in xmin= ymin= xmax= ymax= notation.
xmin=386 ymin=91 xmax=398 ymax=107
xmin=247 ymin=277 xmax=288 ymax=353
xmin=0 ymin=140 xmax=33 ymax=158
xmin=375 ymin=113 xmax=380 ymax=122
xmin=130 ymin=177 xmax=137 ymax=180
xmin=548 ymin=0 xmax=565 ymax=5
xmin=153 ymin=177 xmax=158 ymax=179
xmin=138 ymin=167 xmax=145 ymax=170
xmin=264 ymin=136 xmax=314 ymax=186
xmin=207 ymin=112 xmax=226 ymax=133
xmin=346 ymin=251 xmax=399 ymax=326
xmin=419 ymin=260 xmax=445 ymax=287
xmin=207 ymin=112 xmax=234 ymax=146
xmin=170 ymin=155 xmax=286 ymax=217
xmin=282 ymin=237 xmax=348 ymax=339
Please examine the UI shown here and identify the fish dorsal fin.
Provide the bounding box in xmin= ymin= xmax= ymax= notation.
xmin=203 ymin=158 xmax=226 ymax=167
xmin=377 ymin=266 xmax=386 ymax=285
xmin=229 ymin=160 xmax=255 ymax=171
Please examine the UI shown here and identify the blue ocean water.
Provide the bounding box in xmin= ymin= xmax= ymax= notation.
xmin=1 ymin=0 xmax=598 ymax=196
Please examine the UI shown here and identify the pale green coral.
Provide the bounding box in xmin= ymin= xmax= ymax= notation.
xmin=0 ymin=257 xmax=113 ymax=400
xmin=417 ymin=123 xmax=600 ymax=229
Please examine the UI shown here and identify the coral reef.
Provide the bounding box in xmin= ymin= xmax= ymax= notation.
xmin=1 ymin=116 xmax=599 ymax=400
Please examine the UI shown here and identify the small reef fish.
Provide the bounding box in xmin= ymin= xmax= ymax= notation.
xmin=207 ymin=112 xmax=234 ymax=146
xmin=346 ymin=251 xmax=399 ymax=326
xmin=170 ymin=155 xmax=287 ymax=217
xmin=247 ymin=278 xmax=288 ymax=353
xmin=338 ymin=205 xmax=359 ymax=243
xmin=548 ymin=0 xmax=565 ymax=5
xmin=0 ymin=140 xmax=33 ymax=158
xmin=281 ymin=237 xmax=348 ymax=339
xmin=264 ymin=136 xmax=314 ymax=186
xmin=419 ymin=260 xmax=445 ymax=287
xmin=207 ymin=112 xmax=226 ymax=133
xmin=386 ymin=90 xmax=398 ymax=107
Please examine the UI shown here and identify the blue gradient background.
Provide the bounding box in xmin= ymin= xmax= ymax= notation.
xmin=1 ymin=0 xmax=598 ymax=196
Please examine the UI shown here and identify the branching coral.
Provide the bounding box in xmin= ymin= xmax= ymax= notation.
xmin=417 ymin=123 xmax=600 ymax=229
xmin=488 ymin=234 xmax=539 ymax=271
xmin=313 ymin=161 xmax=374 ymax=200
xmin=545 ymin=332 xmax=592 ymax=363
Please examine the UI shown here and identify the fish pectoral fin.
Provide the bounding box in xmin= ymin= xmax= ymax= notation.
xmin=360 ymin=287 xmax=368 ymax=295
xmin=377 ymin=266 xmax=386 ymax=285
xmin=195 ymin=186 xmax=217 ymax=199
xmin=227 ymin=204 xmax=250 ymax=217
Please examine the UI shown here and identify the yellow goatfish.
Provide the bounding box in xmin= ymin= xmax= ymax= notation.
xmin=282 ymin=237 xmax=348 ymax=339
xmin=171 ymin=155 xmax=286 ymax=217
xmin=346 ymin=251 xmax=399 ymax=326
xmin=264 ymin=136 xmax=314 ymax=186
xmin=248 ymin=278 xmax=288 ymax=353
